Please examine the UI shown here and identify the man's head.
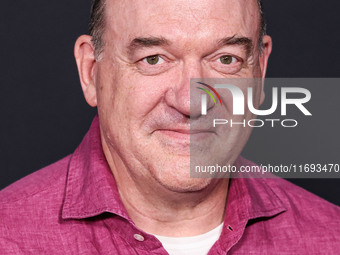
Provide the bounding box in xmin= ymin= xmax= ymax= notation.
xmin=74 ymin=0 xmax=272 ymax=193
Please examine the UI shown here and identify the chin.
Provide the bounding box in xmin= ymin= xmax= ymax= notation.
xmin=146 ymin=152 xmax=216 ymax=193
xmin=155 ymin=169 xmax=213 ymax=193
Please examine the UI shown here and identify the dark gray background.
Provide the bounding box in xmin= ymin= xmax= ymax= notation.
xmin=0 ymin=1 xmax=339 ymax=204
xmin=242 ymin=78 xmax=340 ymax=178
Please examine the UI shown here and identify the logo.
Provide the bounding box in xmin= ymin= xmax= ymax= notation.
xmin=198 ymin=83 xmax=312 ymax=117
xmin=195 ymin=81 xmax=312 ymax=128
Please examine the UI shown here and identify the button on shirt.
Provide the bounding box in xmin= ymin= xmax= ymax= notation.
xmin=1 ymin=116 xmax=339 ymax=254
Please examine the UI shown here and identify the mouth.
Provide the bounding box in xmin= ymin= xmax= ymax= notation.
xmin=155 ymin=129 xmax=215 ymax=141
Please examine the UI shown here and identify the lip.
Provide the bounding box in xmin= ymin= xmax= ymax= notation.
xmin=155 ymin=129 xmax=215 ymax=141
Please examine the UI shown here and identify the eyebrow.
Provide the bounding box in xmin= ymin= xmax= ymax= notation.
xmin=128 ymin=37 xmax=171 ymax=54
xmin=217 ymin=35 xmax=254 ymax=58
xmin=127 ymin=35 xmax=253 ymax=58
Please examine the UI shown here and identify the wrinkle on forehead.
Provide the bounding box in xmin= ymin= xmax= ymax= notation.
xmin=104 ymin=0 xmax=260 ymax=49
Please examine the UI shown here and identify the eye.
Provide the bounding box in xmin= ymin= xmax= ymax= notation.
xmin=143 ymin=55 xmax=165 ymax=65
xmin=218 ymin=55 xmax=237 ymax=65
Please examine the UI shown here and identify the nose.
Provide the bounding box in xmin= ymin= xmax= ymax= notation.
xmin=164 ymin=59 xmax=214 ymax=118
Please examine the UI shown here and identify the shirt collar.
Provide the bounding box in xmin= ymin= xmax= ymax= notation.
xmin=233 ymin=157 xmax=287 ymax=219
xmin=61 ymin=116 xmax=130 ymax=220
xmin=216 ymin=157 xmax=287 ymax=252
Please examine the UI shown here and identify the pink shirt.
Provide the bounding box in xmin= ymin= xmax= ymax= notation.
xmin=1 ymin=116 xmax=339 ymax=254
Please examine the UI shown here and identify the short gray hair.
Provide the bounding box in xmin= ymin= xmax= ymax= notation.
xmin=89 ymin=0 xmax=266 ymax=57
xmin=89 ymin=0 xmax=106 ymax=58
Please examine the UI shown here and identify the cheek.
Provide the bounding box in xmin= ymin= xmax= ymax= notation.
xmin=248 ymin=78 xmax=263 ymax=110
xmin=101 ymin=70 xmax=174 ymax=128
xmin=214 ymin=79 xmax=263 ymax=122
xmin=252 ymin=59 xmax=263 ymax=78
xmin=125 ymin=87 xmax=163 ymax=117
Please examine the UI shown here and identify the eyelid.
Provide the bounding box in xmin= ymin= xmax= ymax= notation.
xmin=217 ymin=55 xmax=237 ymax=64
xmin=136 ymin=54 xmax=173 ymax=76
xmin=216 ymin=54 xmax=243 ymax=64
xmin=209 ymin=54 xmax=244 ymax=75
xmin=141 ymin=55 xmax=166 ymax=65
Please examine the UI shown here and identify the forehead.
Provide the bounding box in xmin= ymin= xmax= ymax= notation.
xmin=104 ymin=0 xmax=260 ymax=47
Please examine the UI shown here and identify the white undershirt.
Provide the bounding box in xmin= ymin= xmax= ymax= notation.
xmin=154 ymin=223 xmax=224 ymax=255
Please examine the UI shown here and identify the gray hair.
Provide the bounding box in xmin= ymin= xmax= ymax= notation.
xmin=89 ymin=0 xmax=266 ymax=58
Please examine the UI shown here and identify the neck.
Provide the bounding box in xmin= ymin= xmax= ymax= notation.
xmin=102 ymin=138 xmax=229 ymax=237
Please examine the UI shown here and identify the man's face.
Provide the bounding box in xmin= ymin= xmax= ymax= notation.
xmin=92 ymin=0 xmax=269 ymax=192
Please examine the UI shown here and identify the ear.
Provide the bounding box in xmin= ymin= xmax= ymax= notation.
xmin=258 ymin=35 xmax=273 ymax=105
xmin=74 ymin=35 xmax=98 ymax=107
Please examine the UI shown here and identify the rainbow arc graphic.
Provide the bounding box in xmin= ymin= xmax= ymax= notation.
xmin=196 ymin=82 xmax=222 ymax=115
